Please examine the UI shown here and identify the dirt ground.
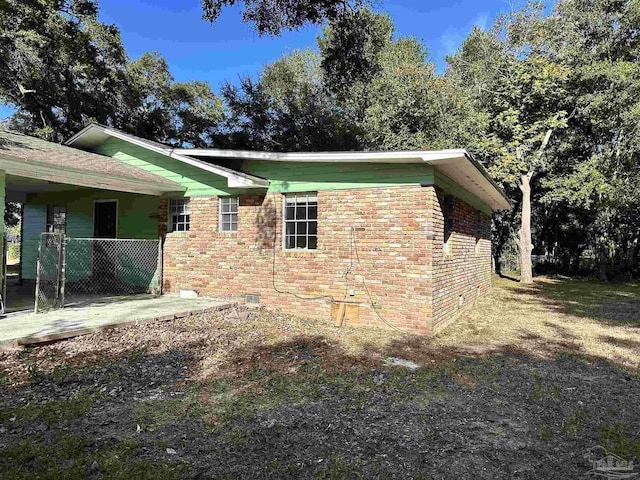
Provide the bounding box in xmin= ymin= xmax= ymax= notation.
xmin=1 ymin=275 xmax=639 ymax=479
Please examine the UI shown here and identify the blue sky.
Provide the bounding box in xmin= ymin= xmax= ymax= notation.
xmin=0 ymin=0 xmax=513 ymax=118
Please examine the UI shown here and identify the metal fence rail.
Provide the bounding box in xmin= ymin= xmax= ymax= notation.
xmin=35 ymin=233 xmax=161 ymax=312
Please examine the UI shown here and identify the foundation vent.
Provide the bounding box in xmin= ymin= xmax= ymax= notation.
xmin=245 ymin=294 xmax=261 ymax=304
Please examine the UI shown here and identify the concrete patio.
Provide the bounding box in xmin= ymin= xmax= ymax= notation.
xmin=0 ymin=295 xmax=236 ymax=346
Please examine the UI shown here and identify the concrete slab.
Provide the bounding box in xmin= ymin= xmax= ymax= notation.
xmin=0 ymin=295 xmax=236 ymax=346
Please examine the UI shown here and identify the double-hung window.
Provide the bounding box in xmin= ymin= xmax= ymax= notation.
xmin=284 ymin=193 xmax=318 ymax=250
xmin=169 ymin=199 xmax=190 ymax=232
xmin=219 ymin=197 xmax=238 ymax=232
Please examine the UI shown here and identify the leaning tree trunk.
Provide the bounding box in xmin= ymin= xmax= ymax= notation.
xmin=519 ymin=173 xmax=534 ymax=284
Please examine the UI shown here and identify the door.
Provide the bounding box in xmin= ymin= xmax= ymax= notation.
xmin=94 ymin=201 xmax=117 ymax=238
xmin=93 ymin=201 xmax=118 ymax=283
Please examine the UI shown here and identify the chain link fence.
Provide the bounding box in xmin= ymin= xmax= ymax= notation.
xmin=35 ymin=233 xmax=65 ymax=312
xmin=35 ymin=233 xmax=162 ymax=312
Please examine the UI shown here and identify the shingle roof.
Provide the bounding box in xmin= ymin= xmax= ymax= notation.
xmin=0 ymin=129 xmax=182 ymax=195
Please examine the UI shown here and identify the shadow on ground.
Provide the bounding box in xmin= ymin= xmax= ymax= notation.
xmin=503 ymin=276 xmax=640 ymax=327
xmin=1 ymin=309 xmax=640 ymax=479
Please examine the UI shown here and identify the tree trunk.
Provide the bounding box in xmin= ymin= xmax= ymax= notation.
xmin=493 ymin=252 xmax=502 ymax=277
xmin=519 ymin=173 xmax=534 ymax=283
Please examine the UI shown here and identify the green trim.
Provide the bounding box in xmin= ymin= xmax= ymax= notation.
xmin=434 ymin=170 xmax=492 ymax=215
xmin=240 ymin=160 xmax=435 ymax=193
xmin=93 ymin=138 xmax=247 ymax=197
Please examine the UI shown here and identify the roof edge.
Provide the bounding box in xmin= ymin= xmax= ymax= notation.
xmin=65 ymin=124 xmax=270 ymax=189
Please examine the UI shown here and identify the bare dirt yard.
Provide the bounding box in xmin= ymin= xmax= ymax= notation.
xmin=1 ymin=276 xmax=639 ymax=479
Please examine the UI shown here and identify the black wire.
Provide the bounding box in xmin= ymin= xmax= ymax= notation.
xmin=270 ymin=192 xmax=336 ymax=303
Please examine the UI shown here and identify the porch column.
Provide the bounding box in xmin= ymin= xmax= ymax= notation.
xmin=0 ymin=169 xmax=5 ymax=308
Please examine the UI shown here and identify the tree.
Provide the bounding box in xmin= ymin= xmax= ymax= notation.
xmin=221 ymin=50 xmax=358 ymax=151
xmin=513 ymin=0 xmax=640 ymax=279
xmin=121 ymin=53 xmax=224 ymax=147
xmin=200 ymin=0 xmax=369 ymax=35
xmin=0 ymin=0 xmax=127 ymax=140
xmin=0 ymin=1 xmax=224 ymax=147
xmin=448 ymin=17 xmax=571 ymax=283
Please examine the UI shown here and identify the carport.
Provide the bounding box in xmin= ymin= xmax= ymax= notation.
xmin=0 ymin=129 xmax=185 ymax=313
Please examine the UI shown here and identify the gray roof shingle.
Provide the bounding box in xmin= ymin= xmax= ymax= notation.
xmin=0 ymin=129 xmax=181 ymax=192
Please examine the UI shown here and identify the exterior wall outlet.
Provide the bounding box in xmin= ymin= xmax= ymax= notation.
xmin=349 ymin=289 xmax=355 ymax=297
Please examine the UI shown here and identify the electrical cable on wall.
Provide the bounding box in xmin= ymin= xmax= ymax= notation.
xmin=270 ymin=192 xmax=336 ymax=303
xmin=349 ymin=226 xmax=410 ymax=334
xmin=267 ymin=190 xmax=411 ymax=334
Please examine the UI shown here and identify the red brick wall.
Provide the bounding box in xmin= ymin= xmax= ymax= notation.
xmin=160 ymin=185 xmax=492 ymax=334
xmin=161 ymin=186 xmax=434 ymax=334
xmin=430 ymin=187 xmax=492 ymax=330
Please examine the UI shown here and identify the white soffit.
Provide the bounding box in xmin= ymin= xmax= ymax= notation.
xmin=179 ymin=147 xmax=510 ymax=210
xmin=427 ymin=157 xmax=511 ymax=211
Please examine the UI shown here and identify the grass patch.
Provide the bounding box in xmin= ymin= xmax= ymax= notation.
xmin=561 ymin=409 xmax=589 ymax=436
xmin=600 ymin=423 xmax=640 ymax=460
xmin=0 ymin=433 xmax=188 ymax=480
xmin=134 ymin=360 xmax=458 ymax=430
xmin=435 ymin=276 xmax=640 ymax=369
xmin=0 ymin=387 xmax=105 ymax=426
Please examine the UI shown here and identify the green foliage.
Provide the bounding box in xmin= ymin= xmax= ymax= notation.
xmin=200 ymin=0 xmax=369 ymax=36
xmin=0 ymin=0 xmax=223 ymax=146
xmin=448 ymin=0 xmax=640 ymax=279
xmin=601 ymin=422 xmax=640 ymax=460
xmin=221 ymin=49 xmax=359 ymax=151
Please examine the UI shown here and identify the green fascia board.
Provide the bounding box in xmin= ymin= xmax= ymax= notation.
xmin=434 ymin=169 xmax=492 ymax=215
xmin=240 ymin=160 xmax=435 ymax=193
xmin=89 ymin=137 xmax=490 ymax=211
xmin=93 ymin=138 xmax=249 ymax=198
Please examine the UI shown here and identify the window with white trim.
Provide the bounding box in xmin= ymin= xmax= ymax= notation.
xmin=46 ymin=205 xmax=66 ymax=235
xmin=284 ymin=192 xmax=318 ymax=250
xmin=169 ymin=199 xmax=190 ymax=232
xmin=219 ymin=197 xmax=238 ymax=232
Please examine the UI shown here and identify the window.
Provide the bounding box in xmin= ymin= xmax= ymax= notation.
xmin=475 ymin=210 xmax=483 ymax=254
xmin=46 ymin=205 xmax=66 ymax=235
xmin=443 ymin=195 xmax=454 ymax=254
xmin=169 ymin=199 xmax=190 ymax=232
xmin=284 ymin=192 xmax=318 ymax=250
xmin=219 ymin=197 xmax=238 ymax=232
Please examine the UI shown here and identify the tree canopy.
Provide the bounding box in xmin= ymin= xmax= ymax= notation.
xmin=2 ymin=0 xmax=639 ymax=279
xmin=0 ymin=0 xmax=223 ymax=145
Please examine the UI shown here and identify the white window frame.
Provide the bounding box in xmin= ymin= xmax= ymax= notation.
xmin=46 ymin=204 xmax=67 ymax=235
xmin=283 ymin=192 xmax=318 ymax=250
xmin=219 ymin=197 xmax=239 ymax=232
xmin=169 ymin=199 xmax=191 ymax=232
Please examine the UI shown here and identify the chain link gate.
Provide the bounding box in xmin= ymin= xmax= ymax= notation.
xmin=35 ymin=233 xmax=65 ymax=312
xmin=35 ymin=233 xmax=162 ymax=313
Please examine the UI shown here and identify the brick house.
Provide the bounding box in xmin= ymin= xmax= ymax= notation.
xmin=10 ymin=124 xmax=509 ymax=334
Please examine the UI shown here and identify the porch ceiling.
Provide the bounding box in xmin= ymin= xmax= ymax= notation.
xmin=0 ymin=129 xmax=185 ymax=197
xmin=5 ymin=175 xmax=89 ymax=203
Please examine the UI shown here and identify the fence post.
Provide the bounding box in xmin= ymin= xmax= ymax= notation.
xmin=158 ymin=239 xmax=164 ymax=295
xmin=59 ymin=236 xmax=67 ymax=308
xmin=1 ymin=234 xmax=6 ymax=315
xmin=34 ymin=234 xmax=43 ymax=313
